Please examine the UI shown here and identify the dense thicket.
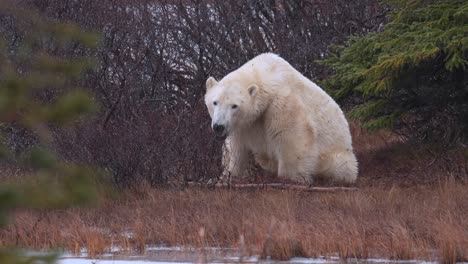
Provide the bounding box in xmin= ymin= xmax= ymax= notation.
xmin=320 ymin=0 xmax=468 ymax=143
xmin=1 ymin=0 xmax=390 ymax=186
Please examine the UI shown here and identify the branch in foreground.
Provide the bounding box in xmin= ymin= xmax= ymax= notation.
xmin=187 ymin=182 xmax=358 ymax=192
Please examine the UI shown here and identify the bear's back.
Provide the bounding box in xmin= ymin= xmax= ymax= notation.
xmin=246 ymin=53 xmax=353 ymax=150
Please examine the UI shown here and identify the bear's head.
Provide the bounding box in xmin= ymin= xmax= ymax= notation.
xmin=204 ymin=76 xmax=260 ymax=138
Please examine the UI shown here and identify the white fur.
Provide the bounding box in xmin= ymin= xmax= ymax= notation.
xmin=204 ymin=53 xmax=358 ymax=184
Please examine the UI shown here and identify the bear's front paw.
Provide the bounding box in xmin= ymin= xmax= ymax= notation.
xmin=213 ymin=174 xmax=232 ymax=187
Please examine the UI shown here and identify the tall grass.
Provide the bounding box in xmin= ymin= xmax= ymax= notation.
xmin=0 ymin=182 xmax=467 ymax=262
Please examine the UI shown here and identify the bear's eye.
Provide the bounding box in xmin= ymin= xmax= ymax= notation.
xmin=232 ymin=104 xmax=238 ymax=109
xmin=213 ymin=101 xmax=218 ymax=106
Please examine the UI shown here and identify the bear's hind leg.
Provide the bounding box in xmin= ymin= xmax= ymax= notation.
xmin=317 ymin=151 xmax=358 ymax=184
xmin=277 ymin=158 xmax=316 ymax=185
xmin=254 ymin=153 xmax=278 ymax=174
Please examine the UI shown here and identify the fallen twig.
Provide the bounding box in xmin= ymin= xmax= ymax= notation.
xmin=186 ymin=182 xmax=358 ymax=192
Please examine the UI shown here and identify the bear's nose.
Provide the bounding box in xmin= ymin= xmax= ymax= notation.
xmin=213 ymin=124 xmax=225 ymax=135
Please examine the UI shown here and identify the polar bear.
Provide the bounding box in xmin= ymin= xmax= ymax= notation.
xmin=204 ymin=53 xmax=358 ymax=185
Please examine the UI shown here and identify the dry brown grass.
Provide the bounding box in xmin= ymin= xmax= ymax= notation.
xmin=0 ymin=182 xmax=467 ymax=262
xmin=349 ymin=122 xmax=467 ymax=187
xmin=1 ymin=123 xmax=467 ymax=262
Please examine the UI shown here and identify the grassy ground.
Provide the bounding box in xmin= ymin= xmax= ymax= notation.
xmin=0 ymin=126 xmax=467 ymax=263
xmin=1 ymin=182 xmax=467 ymax=262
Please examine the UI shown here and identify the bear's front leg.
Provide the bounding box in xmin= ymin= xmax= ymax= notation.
xmin=220 ymin=137 xmax=249 ymax=184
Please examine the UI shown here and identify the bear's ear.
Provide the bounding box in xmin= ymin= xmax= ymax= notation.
xmin=248 ymin=85 xmax=258 ymax=97
xmin=206 ymin=77 xmax=218 ymax=91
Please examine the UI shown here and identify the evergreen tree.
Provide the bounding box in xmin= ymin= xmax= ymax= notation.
xmin=320 ymin=0 xmax=468 ymax=143
xmin=0 ymin=3 xmax=106 ymax=264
